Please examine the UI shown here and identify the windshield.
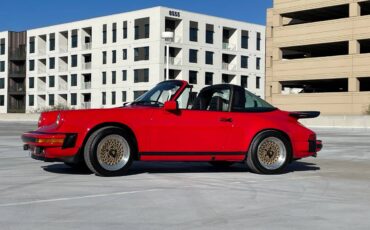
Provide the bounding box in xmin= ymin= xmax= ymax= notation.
xmin=130 ymin=81 xmax=183 ymax=107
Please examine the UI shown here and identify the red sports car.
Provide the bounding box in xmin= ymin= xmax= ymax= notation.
xmin=22 ymin=80 xmax=322 ymax=176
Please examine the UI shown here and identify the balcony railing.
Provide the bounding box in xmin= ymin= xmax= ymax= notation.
xmin=222 ymin=63 xmax=236 ymax=71
xmin=9 ymin=84 xmax=26 ymax=93
xmin=9 ymin=47 xmax=26 ymax=60
xmin=222 ymin=43 xmax=236 ymax=51
xmin=83 ymin=43 xmax=92 ymax=50
xmin=81 ymin=102 xmax=91 ymax=109
xmin=83 ymin=62 xmax=92 ymax=70
xmin=82 ymin=81 xmax=91 ymax=89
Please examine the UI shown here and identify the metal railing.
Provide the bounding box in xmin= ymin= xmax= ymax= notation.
xmin=83 ymin=62 xmax=91 ymax=70
xmin=83 ymin=43 xmax=92 ymax=50
xmin=9 ymin=84 xmax=25 ymax=93
xmin=222 ymin=43 xmax=236 ymax=51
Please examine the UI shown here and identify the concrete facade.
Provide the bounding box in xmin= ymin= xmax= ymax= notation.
xmin=266 ymin=0 xmax=370 ymax=115
xmin=21 ymin=6 xmax=265 ymax=113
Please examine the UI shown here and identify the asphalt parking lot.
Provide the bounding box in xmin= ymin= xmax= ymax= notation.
xmin=0 ymin=121 xmax=369 ymax=230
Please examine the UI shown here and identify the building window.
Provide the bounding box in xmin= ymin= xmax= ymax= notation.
xmin=0 ymin=61 xmax=5 ymax=72
xmin=0 ymin=39 xmax=5 ymax=55
xmin=71 ymin=93 xmax=77 ymax=106
xmin=205 ymin=51 xmax=213 ymax=65
xmin=29 ymin=95 xmax=34 ymax=106
xmin=144 ymin=23 xmax=150 ymax=38
xmin=102 ymin=72 xmax=107 ymax=85
xmin=71 ymin=30 xmax=78 ymax=48
xmin=102 ymin=92 xmax=106 ymax=105
xmin=112 ymin=50 xmax=116 ymax=64
xmin=134 ymin=46 xmax=149 ymax=61
xmin=102 ymin=24 xmax=107 ymax=44
xmin=71 ymin=74 xmax=77 ymax=86
xmin=256 ymin=76 xmax=261 ymax=89
xmin=134 ymin=90 xmax=147 ymax=100
xmin=189 ymin=71 xmax=197 ymax=84
xmin=49 ymin=34 xmax=55 ymax=51
xmin=122 ymin=70 xmax=127 ymax=81
xmin=241 ymin=56 xmax=249 ymax=68
xmin=112 ymin=91 xmax=116 ymax=105
xmin=29 ymin=37 xmax=35 ymax=53
xmin=256 ymin=32 xmax=261 ymax=51
xmin=49 ymin=94 xmax=55 ymax=106
xmin=29 ymin=77 xmax=34 ymax=89
xmin=241 ymin=75 xmax=248 ymax=88
xmin=189 ymin=49 xmax=198 ymax=63
xmin=49 ymin=76 xmax=55 ymax=88
xmin=102 ymin=51 xmax=107 ymax=64
xmin=71 ymin=55 xmax=78 ymax=67
xmin=241 ymin=30 xmax=249 ymax=49
xmin=29 ymin=60 xmax=35 ymax=71
xmin=49 ymin=57 xmax=55 ymax=69
xmin=112 ymin=23 xmax=117 ymax=43
xmin=122 ymin=49 xmax=127 ymax=60
xmin=189 ymin=21 xmax=198 ymax=42
xmin=122 ymin=91 xmax=127 ymax=102
xmin=123 ymin=21 xmax=128 ymax=39
xmin=112 ymin=71 xmax=116 ymax=84
xmin=206 ymin=24 xmax=214 ymax=44
xmin=0 ymin=78 xmax=4 ymax=89
xmin=205 ymin=72 xmax=213 ymax=85
xmin=134 ymin=68 xmax=149 ymax=83
xmin=134 ymin=17 xmax=150 ymax=40
xmin=256 ymin=57 xmax=261 ymax=70
xmin=0 ymin=95 xmax=4 ymax=106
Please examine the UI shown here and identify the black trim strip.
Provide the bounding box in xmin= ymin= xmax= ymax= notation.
xmin=140 ymin=152 xmax=245 ymax=156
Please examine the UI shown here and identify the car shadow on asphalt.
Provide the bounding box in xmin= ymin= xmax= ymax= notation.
xmin=41 ymin=160 xmax=320 ymax=176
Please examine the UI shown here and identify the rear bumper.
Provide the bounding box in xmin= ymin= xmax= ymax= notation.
xmin=22 ymin=131 xmax=80 ymax=163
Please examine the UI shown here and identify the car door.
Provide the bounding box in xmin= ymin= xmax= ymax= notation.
xmin=141 ymin=86 xmax=238 ymax=161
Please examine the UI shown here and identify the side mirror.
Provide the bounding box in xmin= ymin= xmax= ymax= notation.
xmin=164 ymin=101 xmax=178 ymax=111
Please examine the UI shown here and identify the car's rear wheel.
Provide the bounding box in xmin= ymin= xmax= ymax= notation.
xmin=246 ymin=131 xmax=291 ymax=174
xmin=84 ymin=127 xmax=134 ymax=176
xmin=209 ymin=161 xmax=234 ymax=168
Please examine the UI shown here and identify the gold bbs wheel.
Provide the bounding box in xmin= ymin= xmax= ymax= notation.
xmin=257 ymin=137 xmax=287 ymax=170
xmin=96 ymin=134 xmax=130 ymax=171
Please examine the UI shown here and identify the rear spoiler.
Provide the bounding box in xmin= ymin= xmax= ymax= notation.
xmin=289 ymin=111 xmax=320 ymax=119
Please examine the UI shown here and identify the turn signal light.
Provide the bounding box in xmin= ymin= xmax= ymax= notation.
xmin=36 ymin=138 xmax=64 ymax=144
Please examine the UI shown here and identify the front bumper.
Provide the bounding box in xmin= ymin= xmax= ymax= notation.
xmin=22 ymin=131 xmax=79 ymax=162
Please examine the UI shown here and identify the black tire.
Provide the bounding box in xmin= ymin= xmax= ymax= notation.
xmin=246 ymin=130 xmax=292 ymax=174
xmin=209 ymin=161 xmax=234 ymax=168
xmin=84 ymin=126 xmax=135 ymax=176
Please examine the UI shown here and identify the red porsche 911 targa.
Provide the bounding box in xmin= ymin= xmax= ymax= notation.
xmin=22 ymin=80 xmax=322 ymax=176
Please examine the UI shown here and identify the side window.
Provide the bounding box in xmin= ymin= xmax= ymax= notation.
xmin=192 ymin=88 xmax=231 ymax=112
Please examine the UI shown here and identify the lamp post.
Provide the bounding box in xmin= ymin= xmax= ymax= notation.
xmin=162 ymin=31 xmax=174 ymax=80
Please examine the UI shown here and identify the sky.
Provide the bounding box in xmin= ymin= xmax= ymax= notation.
xmin=0 ymin=0 xmax=272 ymax=32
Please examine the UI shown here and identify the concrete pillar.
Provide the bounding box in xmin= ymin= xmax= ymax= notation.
xmin=272 ymin=81 xmax=282 ymax=94
xmin=349 ymin=40 xmax=360 ymax=54
xmin=350 ymin=2 xmax=360 ymax=17
xmin=273 ymin=48 xmax=282 ymax=61
xmin=348 ymin=78 xmax=360 ymax=92
xmin=273 ymin=14 xmax=283 ymax=27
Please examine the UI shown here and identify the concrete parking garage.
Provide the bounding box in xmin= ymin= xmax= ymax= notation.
xmin=0 ymin=121 xmax=369 ymax=230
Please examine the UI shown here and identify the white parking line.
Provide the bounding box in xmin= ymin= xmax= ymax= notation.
xmin=0 ymin=189 xmax=161 ymax=207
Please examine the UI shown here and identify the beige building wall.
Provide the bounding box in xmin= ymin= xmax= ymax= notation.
xmin=266 ymin=0 xmax=370 ymax=115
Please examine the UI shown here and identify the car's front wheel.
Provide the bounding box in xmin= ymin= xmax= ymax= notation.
xmin=84 ymin=127 xmax=134 ymax=176
xmin=246 ymin=131 xmax=292 ymax=174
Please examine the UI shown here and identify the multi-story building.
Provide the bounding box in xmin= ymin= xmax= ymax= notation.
xmin=0 ymin=31 xmax=27 ymax=113
xmin=20 ymin=6 xmax=265 ymax=113
xmin=266 ymin=0 xmax=370 ymax=115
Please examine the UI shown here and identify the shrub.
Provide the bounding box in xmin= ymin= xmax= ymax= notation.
xmin=30 ymin=104 xmax=75 ymax=113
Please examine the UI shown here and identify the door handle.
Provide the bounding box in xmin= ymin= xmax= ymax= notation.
xmin=220 ymin=117 xmax=233 ymax=123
